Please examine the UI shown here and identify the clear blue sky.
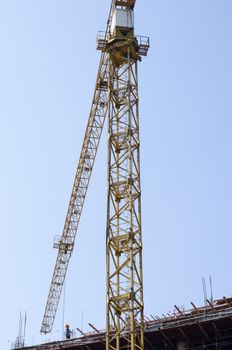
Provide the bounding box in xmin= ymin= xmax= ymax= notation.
xmin=1 ymin=0 xmax=232 ymax=348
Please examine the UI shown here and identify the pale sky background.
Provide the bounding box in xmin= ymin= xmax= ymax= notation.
xmin=0 ymin=0 xmax=232 ymax=348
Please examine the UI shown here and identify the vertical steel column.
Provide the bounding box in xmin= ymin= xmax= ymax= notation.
xmin=106 ymin=39 xmax=144 ymax=350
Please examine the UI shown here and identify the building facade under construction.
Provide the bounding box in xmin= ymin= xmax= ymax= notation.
xmin=17 ymin=297 xmax=232 ymax=350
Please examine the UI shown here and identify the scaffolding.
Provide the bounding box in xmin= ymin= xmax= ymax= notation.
xmin=17 ymin=297 xmax=232 ymax=350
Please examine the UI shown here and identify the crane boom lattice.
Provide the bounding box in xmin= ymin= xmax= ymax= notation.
xmin=40 ymin=0 xmax=118 ymax=334
xmin=40 ymin=40 xmax=111 ymax=337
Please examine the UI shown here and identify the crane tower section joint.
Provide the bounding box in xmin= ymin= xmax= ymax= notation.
xmin=53 ymin=235 xmax=74 ymax=253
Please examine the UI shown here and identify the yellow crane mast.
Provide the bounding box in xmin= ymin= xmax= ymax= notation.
xmin=98 ymin=2 xmax=149 ymax=350
xmin=41 ymin=2 xmax=149 ymax=350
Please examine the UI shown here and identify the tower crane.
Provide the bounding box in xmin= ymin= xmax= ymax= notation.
xmin=41 ymin=1 xmax=149 ymax=350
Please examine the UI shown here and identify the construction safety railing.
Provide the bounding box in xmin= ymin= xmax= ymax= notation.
xmin=97 ymin=31 xmax=150 ymax=57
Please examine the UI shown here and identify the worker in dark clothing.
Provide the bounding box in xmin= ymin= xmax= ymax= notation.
xmin=65 ymin=324 xmax=73 ymax=339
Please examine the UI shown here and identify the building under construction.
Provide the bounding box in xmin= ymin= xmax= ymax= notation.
xmin=12 ymin=1 xmax=231 ymax=350
xmin=17 ymin=297 xmax=232 ymax=350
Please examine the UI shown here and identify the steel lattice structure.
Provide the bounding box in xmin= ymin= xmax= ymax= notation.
xmin=40 ymin=28 xmax=111 ymax=336
xmin=104 ymin=7 xmax=149 ymax=350
xmin=106 ymin=50 xmax=144 ymax=350
xmin=41 ymin=2 xmax=149 ymax=349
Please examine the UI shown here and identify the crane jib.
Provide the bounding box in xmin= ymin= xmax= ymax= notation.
xmin=40 ymin=0 xmax=117 ymax=333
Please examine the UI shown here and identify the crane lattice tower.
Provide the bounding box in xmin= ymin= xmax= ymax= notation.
xmin=41 ymin=2 xmax=149 ymax=350
xmin=99 ymin=2 xmax=149 ymax=350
